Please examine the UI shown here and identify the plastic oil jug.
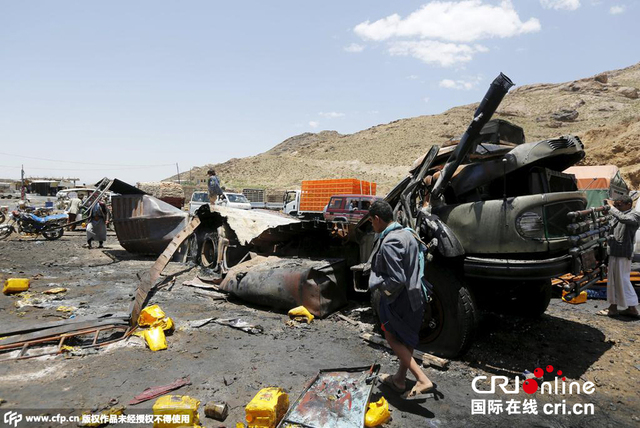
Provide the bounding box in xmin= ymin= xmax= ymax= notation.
xmin=138 ymin=304 xmax=166 ymax=326
xmin=152 ymin=395 xmax=200 ymax=428
xmin=562 ymin=290 xmax=587 ymax=304
xmin=245 ymin=387 xmax=289 ymax=428
xmin=143 ymin=326 xmax=168 ymax=351
xmin=3 ymin=278 xmax=30 ymax=295
xmin=365 ymin=397 xmax=391 ymax=427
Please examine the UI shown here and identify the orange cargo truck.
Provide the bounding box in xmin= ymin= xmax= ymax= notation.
xmin=283 ymin=179 xmax=376 ymax=219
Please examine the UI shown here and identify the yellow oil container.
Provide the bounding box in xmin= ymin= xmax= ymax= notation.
xmin=245 ymin=387 xmax=289 ymax=428
xmin=562 ymin=290 xmax=587 ymax=304
xmin=365 ymin=397 xmax=391 ymax=427
xmin=3 ymin=278 xmax=30 ymax=295
xmin=152 ymin=395 xmax=200 ymax=428
xmin=143 ymin=326 xmax=168 ymax=351
xmin=138 ymin=304 xmax=166 ymax=326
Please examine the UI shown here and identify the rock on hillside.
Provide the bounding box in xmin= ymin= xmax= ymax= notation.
xmin=168 ymin=62 xmax=640 ymax=195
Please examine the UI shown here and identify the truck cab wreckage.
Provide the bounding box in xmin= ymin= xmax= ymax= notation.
xmin=7 ymin=73 xmax=607 ymax=361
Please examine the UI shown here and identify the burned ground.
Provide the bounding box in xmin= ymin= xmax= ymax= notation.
xmin=0 ymin=232 xmax=638 ymax=427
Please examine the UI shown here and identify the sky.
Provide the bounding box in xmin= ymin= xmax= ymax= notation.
xmin=1 ymin=0 xmax=638 ymax=185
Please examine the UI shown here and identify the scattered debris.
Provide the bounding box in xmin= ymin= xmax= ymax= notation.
xmin=188 ymin=318 xmax=215 ymax=329
xmin=129 ymin=377 xmax=192 ymax=405
xmin=279 ymin=365 xmax=380 ymax=428
xmin=288 ymin=306 xmax=314 ymax=324
xmin=56 ymin=305 xmax=77 ymax=313
xmin=204 ymin=401 xmax=229 ymax=422
xmin=365 ymin=397 xmax=391 ymax=427
xmin=360 ymin=333 xmax=449 ymax=369
xmin=215 ymin=318 xmax=263 ymax=335
xmin=245 ymin=387 xmax=289 ymax=428
xmin=182 ymin=277 xmax=221 ymax=291
xmin=3 ymin=278 xmax=30 ymax=294
xmin=43 ymin=287 xmax=67 ymax=294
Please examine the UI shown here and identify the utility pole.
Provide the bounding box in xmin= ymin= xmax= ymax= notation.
xmin=20 ymin=165 xmax=25 ymax=200
xmin=176 ymin=163 xmax=181 ymax=184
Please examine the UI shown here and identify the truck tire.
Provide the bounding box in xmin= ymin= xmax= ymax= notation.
xmin=370 ymin=262 xmax=478 ymax=358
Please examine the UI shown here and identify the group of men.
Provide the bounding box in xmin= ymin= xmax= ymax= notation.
xmin=366 ymin=193 xmax=639 ymax=401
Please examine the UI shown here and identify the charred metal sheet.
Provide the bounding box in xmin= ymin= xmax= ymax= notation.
xmin=112 ymin=194 xmax=188 ymax=254
xmin=197 ymin=204 xmax=300 ymax=246
xmin=219 ymin=256 xmax=348 ymax=318
xmin=278 ymin=364 xmax=380 ymax=428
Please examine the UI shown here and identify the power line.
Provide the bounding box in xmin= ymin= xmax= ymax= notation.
xmin=0 ymin=164 xmax=172 ymax=171
xmin=0 ymin=152 xmax=174 ymax=168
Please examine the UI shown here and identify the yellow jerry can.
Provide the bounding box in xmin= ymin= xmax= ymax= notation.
xmin=245 ymin=387 xmax=289 ymax=428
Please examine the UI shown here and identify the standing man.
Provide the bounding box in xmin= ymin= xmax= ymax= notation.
xmin=598 ymin=195 xmax=640 ymax=318
xmin=86 ymin=200 xmax=109 ymax=249
xmin=207 ymin=170 xmax=223 ymax=205
xmin=67 ymin=194 xmax=82 ymax=231
xmin=368 ymin=200 xmax=435 ymax=399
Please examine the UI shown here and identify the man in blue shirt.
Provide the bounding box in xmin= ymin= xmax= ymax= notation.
xmin=368 ymin=200 xmax=435 ymax=399
xmin=207 ymin=170 xmax=223 ymax=204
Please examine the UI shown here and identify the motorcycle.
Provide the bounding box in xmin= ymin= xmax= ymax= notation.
xmin=0 ymin=210 xmax=68 ymax=241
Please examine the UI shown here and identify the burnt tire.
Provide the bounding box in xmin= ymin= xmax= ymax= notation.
xmin=370 ymin=262 xmax=478 ymax=358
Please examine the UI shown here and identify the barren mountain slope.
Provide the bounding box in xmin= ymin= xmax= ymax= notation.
xmin=171 ymin=63 xmax=640 ymax=195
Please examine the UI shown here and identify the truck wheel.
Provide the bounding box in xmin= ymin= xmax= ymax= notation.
xmin=370 ymin=262 xmax=478 ymax=358
xmin=423 ymin=263 xmax=478 ymax=357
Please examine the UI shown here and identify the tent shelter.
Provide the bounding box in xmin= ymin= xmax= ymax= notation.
xmin=564 ymin=165 xmax=629 ymax=208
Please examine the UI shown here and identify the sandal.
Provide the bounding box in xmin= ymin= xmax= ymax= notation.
xmin=379 ymin=374 xmax=405 ymax=394
xmin=596 ymin=309 xmax=618 ymax=317
xmin=402 ymin=382 xmax=438 ymax=400
xmin=596 ymin=309 xmax=619 ymax=318
xmin=619 ymin=309 xmax=640 ymax=319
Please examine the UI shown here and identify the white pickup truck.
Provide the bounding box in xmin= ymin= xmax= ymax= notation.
xmin=189 ymin=191 xmax=252 ymax=215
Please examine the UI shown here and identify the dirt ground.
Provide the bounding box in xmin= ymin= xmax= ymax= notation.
xmin=0 ymin=231 xmax=639 ymax=428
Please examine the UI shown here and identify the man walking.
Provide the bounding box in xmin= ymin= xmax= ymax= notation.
xmin=207 ymin=170 xmax=223 ymax=204
xmin=67 ymin=194 xmax=82 ymax=231
xmin=86 ymin=200 xmax=109 ymax=249
xmin=598 ymin=195 xmax=640 ymax=318
xmin=368 ymin=200 xmax=435 ymax=399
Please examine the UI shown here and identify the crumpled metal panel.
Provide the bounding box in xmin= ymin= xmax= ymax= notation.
xmin=219 ymin=256 xmax=348 ymax=318
xmin=278 ymin=365 xmax=380 ymax=428
xmin=112 ymin=194 xmax=188 ymax=254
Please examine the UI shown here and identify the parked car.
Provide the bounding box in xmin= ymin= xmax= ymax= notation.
xmin=216 ymin=192 xmax=252 ymax=210
xmin=323 ymin=194 xmax=381 ymax=223
xmin=189 ymin=191 xmax=209 ymax=215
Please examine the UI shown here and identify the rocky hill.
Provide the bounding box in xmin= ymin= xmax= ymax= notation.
xmin=169 ymin=62 xmax=640 ymax=196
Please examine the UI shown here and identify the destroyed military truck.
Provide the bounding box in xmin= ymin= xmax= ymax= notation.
xmin=353 ymin=73 xmax=611 ymax=357
xmin=114 ymin=73 xmax=611 ymax=359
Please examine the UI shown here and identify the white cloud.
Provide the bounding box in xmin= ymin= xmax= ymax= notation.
xmin=389 ymin=40 xmax=488 ymax=67
xmin=407 ymin=74 xmax=419 ymax=80
xmin=354 ymin=1 xmax=541 ymax=43
xmin=540 ymin=0 xmax=581 ymax=10
xmin=309 ymin=121 xmax=320 ymax=128
xmin=439 ymin=76 xmax=482 ymax=90
xmin=609 ymin=5 xmax=625 ymax=14
xmin=319 ymin=111 xmax=345 ymax=119
xmin=344 ymin=43 xmax=365 ymax=53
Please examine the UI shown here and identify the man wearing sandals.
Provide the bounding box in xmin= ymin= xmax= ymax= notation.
xmin=598 ymin=195 xmax=640 ymax=318
xmin=368 ymin=200 xmax=435 ymax=399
